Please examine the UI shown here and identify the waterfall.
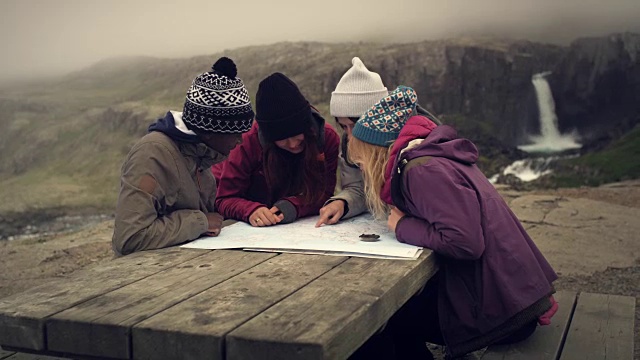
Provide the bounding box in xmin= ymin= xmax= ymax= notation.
xmin=489 ymin=157 xmax=554 ymax=184
xmin=518 ymin=72 xmax=581 ymax=154
xmin=533 ymin=72 xmax=562 ymax=140
xmin=493 ymin=72 xmax=582 ymax=183
xmin=502 ymin=158 xmax=553 ymax=182
xmin=490 ymin=155 xmax=579 ymax=184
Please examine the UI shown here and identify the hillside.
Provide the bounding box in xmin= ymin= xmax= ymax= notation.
xmin=0 ymin=35 xmax=638 ymax=230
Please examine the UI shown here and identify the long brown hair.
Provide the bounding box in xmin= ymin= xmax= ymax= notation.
xmin=263 ymin=126 xmax=326 ymax=205
xmin=347 ymin=136 xmax=392 ymax=219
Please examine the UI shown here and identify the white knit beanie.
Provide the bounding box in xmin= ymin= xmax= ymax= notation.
xmin=330 ymin=57 xmax=389 ymax=118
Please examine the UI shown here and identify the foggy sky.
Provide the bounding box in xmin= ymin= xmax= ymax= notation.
xmin=1 ymin=0 xmax=639 ymax=82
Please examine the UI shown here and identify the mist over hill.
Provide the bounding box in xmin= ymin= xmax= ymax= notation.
xmin=0 ymin=34 xmax=638 ymax=220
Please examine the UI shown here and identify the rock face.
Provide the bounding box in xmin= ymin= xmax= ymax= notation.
xmin=550 ymin=33 xmax=640 ymax=144
xmin=229 ymin=35 xmax=639 ymax=150
xmin=227 ymin=39 xmax=565 ymax=147
xmin=509 ymin=191 xmax=640 ymax=276
xmin=376 ymin=41 xmax=566 ymax=145
xmin=30 ymin=34 xmax=635 ymax=152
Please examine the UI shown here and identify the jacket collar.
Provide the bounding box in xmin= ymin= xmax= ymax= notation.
xmin=380 ymin=115 xmax=438 ymax=204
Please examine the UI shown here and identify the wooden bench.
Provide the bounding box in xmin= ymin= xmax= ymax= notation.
xmin=482 ymin=291 xmax=636 ymax=360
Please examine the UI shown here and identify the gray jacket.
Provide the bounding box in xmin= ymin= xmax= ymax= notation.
xmin=112 ymin=131 xmax=225 ymax=255
xmin=326 ymin=133 xmax=367 ymax=219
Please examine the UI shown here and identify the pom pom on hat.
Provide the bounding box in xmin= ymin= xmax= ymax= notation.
xmin=212 ymin=57 xmax=237 ymax=79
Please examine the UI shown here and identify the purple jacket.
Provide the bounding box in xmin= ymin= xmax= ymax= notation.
xmin=389 ymin=122 xmax=557 ymax=356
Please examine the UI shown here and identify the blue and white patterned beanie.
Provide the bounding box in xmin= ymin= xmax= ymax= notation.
xmin=352 ymin=86 xmax=418 ymax=147
xmin=182 ymin=57 xmax=254 ymax=134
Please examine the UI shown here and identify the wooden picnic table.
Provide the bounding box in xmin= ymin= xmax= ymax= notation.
xmin=0 ymin=246 xmax=437 ymax=360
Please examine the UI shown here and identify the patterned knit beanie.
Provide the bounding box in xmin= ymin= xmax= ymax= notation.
xmin=255 ymin=72 xmax=311 ymax=142
xmin=330 ymin=57 xmax=388 ymax=118
xmin=352 ymin=86 xmax=418 ymax=147
xmin=182 ymin=57 xmax=254 ymax=134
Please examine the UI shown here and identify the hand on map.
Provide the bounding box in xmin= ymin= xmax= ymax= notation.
xmin=387 ymin=207 xmax=406 ymax=232
xmin=205 ymin=212 xmax=224 ymax=236
xmin=249 ymin=206 xmax=285 ymax=227
xmin=315 ymin=200 xmax=346 ymax=227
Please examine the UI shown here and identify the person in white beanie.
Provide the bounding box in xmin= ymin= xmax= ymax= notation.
xmin=315 ymin=57 xmax=388 ymax=226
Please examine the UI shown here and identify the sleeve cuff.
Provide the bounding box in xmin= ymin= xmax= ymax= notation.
xmin=192 ymin=210 xmax=209 ymax=236
xmin=274 ymin=199 xmax=298 ymax=224
xmin=394 ymin=215 xmax=413 ymax=243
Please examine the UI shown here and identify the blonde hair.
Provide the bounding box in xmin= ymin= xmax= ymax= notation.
xmin=347 ymin=136 xmax=392 ymax=220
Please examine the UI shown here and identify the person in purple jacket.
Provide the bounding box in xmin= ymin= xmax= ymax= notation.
xmin=347 ymin=86 xmax=559 ymax=359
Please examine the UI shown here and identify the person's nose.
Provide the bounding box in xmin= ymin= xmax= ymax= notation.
xmin=289 ymin=139 xmax=301 ymax=149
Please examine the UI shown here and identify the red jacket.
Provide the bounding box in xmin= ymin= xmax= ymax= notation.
xmin=213 ymin=117 xmax=339 ymax=223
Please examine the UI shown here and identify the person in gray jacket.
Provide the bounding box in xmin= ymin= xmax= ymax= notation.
xmin=315 ymin=57 xmax=388 ymax=227
xmin=112 ymin=57 xmax=254 ymax=255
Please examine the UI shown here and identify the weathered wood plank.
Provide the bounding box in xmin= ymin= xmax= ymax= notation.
xmin=227 ymin=250 xmax=437 ymax=360
xmin=0 ymin=247 xmax=209 ymax=351
xmin=47 ymin=250 xmax=275 ymax=359
xmin=0 ymin=347 xmax=68 ymax=360
xmin=132 ymin=253 xmax=348 ymax=360
xmin=5 ymin=353 xmax=66 ymax=360
xmin=560 ymin=292 xmax=635 ymax=360
xmin=0 ymin=348 xmax=15 ymax=360
xmin=481 ymin=291 xmax=577 ymax=360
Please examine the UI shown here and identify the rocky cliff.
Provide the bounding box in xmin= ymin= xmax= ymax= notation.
xmin=550 ymin=32 xmax=640 ymax=145
xmin=226 ymin=39 xmax=565 ymax=147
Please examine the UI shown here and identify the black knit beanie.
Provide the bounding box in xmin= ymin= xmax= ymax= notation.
xmin=255 ymin=72 xmax=311 ymax=142
xmin=183 ymin=57 xmax=255 ymax=134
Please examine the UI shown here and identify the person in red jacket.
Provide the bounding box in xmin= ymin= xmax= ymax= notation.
xmin=213 ymin=72 xmax=340 ymax=227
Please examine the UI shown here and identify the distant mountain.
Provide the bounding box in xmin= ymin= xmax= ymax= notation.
xmin=0 ymin=34 xmax=638 ymax=216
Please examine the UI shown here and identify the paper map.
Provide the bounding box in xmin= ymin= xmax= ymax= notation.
xmin=181 ymin=214 xmax=422 ymax=260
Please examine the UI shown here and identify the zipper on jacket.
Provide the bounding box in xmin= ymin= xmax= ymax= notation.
xmin=196 ymin=168 xmax=202 ymax=191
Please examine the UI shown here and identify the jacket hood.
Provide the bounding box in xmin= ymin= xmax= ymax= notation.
xmin=380 ymin=115 xmax=437 ymax=204
xmin=382 ymin=124 xmax=478 ymax=205
xmin=149 ymin=111 xmax=225 ymax=169
xmin=401 ymin=125 xmax=478 ymax=165
xmin=148 ymin=111 xmax=201 ymax=144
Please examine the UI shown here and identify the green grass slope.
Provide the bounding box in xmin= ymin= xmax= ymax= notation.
xmin=541 ymin=126 xmax=640 ymax=187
